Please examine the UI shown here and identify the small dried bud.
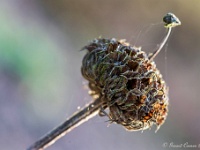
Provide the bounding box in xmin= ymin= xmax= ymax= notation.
xmin=81 ymin=38 xmax=168 ymax=131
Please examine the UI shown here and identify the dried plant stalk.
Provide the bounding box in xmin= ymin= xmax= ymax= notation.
xmin=27 ymin=98 xmax=102 ymax=150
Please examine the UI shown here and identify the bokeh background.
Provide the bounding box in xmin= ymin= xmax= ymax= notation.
xmin=0 ymin=0 xmax=200 ymax=150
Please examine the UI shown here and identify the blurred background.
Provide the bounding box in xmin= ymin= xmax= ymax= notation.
xmin=0 ymin=0 xmax=200 ymax=150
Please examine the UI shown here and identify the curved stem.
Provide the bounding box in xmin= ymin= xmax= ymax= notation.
xmin=27 ymin=98 xmax=103 ymax=150
xmin=149 ymin=27 xmax=172 ymax=61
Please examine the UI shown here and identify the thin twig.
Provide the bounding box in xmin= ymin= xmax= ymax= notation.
xmin=27 ymin=98 xmax=103 ymax=150
xmin=149 ymin=12 xmax=181 ymax=61
xmin=149 ymin=27 xmax=172 ymax=61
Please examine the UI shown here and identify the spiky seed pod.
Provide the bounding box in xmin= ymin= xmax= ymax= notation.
xmin=81 ymin=38 xmax=168 ymax=131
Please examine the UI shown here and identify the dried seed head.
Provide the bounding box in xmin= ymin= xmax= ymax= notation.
xmin=81 ymin=38 xmax=168 ymax=131
xmin=81 ymin=13 xmax=180 ymax=131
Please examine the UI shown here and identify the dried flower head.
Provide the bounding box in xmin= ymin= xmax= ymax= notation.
xmin=81 ymin=13 xmax=181 ymax=131
xmin=81 ymin=38 xmax=168 ymax=131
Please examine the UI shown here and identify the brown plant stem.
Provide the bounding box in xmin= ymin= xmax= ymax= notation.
xmin=27 ymin=98 xmax=102 ymax=150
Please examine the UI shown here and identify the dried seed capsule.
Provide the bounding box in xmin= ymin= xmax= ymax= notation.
xmin=81 ymin=38 xmax=168 ymax=131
